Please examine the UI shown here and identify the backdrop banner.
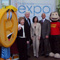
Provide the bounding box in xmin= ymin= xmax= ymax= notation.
xmin=0 ymin=0 xmax=2 ymax=8
xmin=11 ymin=0 xmax=56 ymax=22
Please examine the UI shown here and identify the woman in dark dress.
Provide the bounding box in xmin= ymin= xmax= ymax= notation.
xmin=17 ymin=17 xmax=29 ymax=60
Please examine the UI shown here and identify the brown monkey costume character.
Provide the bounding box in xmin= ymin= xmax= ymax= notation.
xmin=49 ymin=12 xmax=60 ymax=58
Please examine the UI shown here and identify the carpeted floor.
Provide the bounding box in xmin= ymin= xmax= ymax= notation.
xmin=29 ymin=57 xmax=60 ymax=60
xmin=28 ymin=46 xmax=60 ymax=60
xmin=13 ymin=46 xmax=60 ymax=60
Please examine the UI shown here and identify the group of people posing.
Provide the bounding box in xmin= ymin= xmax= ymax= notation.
xmin=11 ymin=11 xmax=60 ymax=60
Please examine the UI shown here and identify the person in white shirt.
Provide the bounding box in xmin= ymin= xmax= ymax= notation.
xmin=17 ymin=17 xmax=29 ymax=60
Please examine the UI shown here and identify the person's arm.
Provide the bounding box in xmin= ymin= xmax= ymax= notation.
xmin=18 ymin=24 xmax=21 ymax=31
xmin=30 ymin=24 xmax=34 ymax=40
xmin=46 ymin=21 xmax=51 ymax=38
xmin=38 ymin=24 xmax=41 ymax=40
xmin=17 ymin=24 xmax=23 ymax=36
xmin=18 ymin=26 xmax=21 ymax=31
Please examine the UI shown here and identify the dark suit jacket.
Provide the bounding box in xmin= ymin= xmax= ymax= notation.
xmin=24 ymin=17 xmax=31 ymax=40
xmin=39 ymin=19 xmax=50 ymax=38
xmin=17 ymin=25 xmax=29 ymax=41
xmin=17 ymin=27 xmax=23 ymax=36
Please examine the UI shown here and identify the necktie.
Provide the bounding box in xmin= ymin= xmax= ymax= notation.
xmin=27 ymin=19 xmax=30 ymax=26
xmin=42 ymin=20 xmax=43 ymax=24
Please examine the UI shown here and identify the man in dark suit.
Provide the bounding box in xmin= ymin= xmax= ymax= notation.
xmin=24 ymin=11 xmax=31 ymax=58
xmin=39 ymin=13 xmax=50 ymax=57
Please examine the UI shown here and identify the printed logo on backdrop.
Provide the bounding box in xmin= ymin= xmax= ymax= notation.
xmin=17 ymin=3 xmax=51 ymax=20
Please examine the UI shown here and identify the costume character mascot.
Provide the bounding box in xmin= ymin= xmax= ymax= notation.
xmin=0 ymin=5 xmax=18 ymax=60
xmin=49 ymin=12 xmax=60 ymax=58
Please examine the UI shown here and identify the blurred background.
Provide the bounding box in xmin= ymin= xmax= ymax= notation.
xmin=0 ymin=0 xmax=60 ymax=21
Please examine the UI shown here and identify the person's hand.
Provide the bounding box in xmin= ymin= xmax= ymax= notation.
xmin=18 ymin=26 xmax=21 ymax=30
xmin=38 ymin=37 xmax=40 ymax=40
xmin=46 ymin=35 xmax=49 ymax=38
xmin=27 ymin=41 xmax=29 ymax=44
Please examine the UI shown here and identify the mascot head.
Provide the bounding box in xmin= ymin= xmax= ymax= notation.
xmin=0 ymin=5 xmax=18 ymax=47
xmin=50 ymin=12 xmax=59 ymax=21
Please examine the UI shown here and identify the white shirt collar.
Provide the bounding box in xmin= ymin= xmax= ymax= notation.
xmin=42 ymin=18 xmax=45 ymax=22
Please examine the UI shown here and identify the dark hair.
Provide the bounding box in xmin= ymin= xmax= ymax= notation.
xmin=32 ymin=16 xmax=38 ymax=23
